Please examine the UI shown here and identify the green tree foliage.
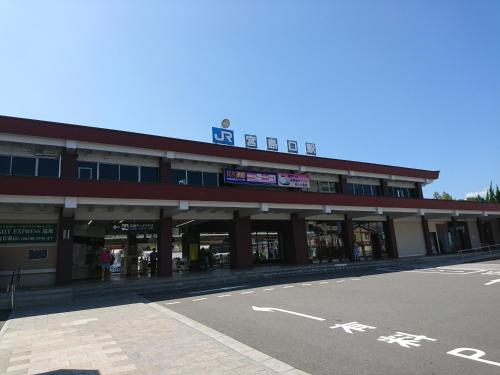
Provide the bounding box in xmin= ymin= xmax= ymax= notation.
xmin=433 ymin=191 xmax=454 ymax=200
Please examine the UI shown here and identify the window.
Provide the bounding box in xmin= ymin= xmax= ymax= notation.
xmin=170 ymin=169 xmax=187 ymax=185
xmin=0 ymin=155 xmax=11 ymax=175
xmin=319 ymin=181 xmax=330 ymax=193
xmin=11 ymin=156 xmax=36 ymax=176
xmin=37 ymin=158 xmax=59 ymax=177
xmin=202 ymin=172 xmax=218 ymax=187
xmin=99 ymin=163 xmax=119 ymax=181
xmin=140 ymin=166 xmax=159 ymax=183
xmin=349 ymin=183 xmax=380 ymax=197
xmin=187 ymin=170 xmax=203 ymax=186
xmin=391 ymin=186 xmax=416 ymax=199
xmin=76 ymin=161 xmax=98 ymax=180
xmin=120 ymin=165 xmax=139 ymax=182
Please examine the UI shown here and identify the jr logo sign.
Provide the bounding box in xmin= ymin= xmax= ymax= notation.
xmin=212 ymin=127 xmax=234 ymax=145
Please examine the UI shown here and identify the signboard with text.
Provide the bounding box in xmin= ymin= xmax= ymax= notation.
xmin=212 ymin=127 xmax=234 ymax=146
xmin=277 ymin=173 xmax=310 ymax=188
xmin=224 ymin=169 xmax=309 ymax=188
xmin=245 ymin=134 xmax=258 ymax=149
xmin=266 ymin=137 xmax=278 ymax=151
xmin=0 ymin=224 xmax=57 ymax=244
xmin=106 ymin=222 xmax=158 ymax=234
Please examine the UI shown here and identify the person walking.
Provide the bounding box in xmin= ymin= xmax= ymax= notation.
xmin=149 ymin=249 xmax=158 ymax=276
xmin=99 ymin=248 xmax=112 ymax=281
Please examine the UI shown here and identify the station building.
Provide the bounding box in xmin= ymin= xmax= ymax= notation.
xmin=1 ymin=115 xmax=500 ymax=286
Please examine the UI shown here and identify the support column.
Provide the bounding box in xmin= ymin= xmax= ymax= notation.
xmin=56 ymin=214 xmax=74 ymax=285
xmin=415 ymin=183 xmax=424 ymax=199
xmin=343 ymin=215 xmax=354 ymax=261
xmin=477 ymin=218 xmax=486 ymax=246
xmin=421 ymin=216 xmax=433 ymax=256
xmin=287 ymin=213 xmax=308 ymax=265
xmin=450 ymin=217 xmax=459 ymax=252
xmin=159 ymin=158 xmax=171 ymax=183
xmin=385 ymin=217 xmax=399 ymax=258
xmin=230 ymin=211 xmax=253 ymax=269
xmin=380 ymin=179 xmax=390 ymax=197
xmin=158 ymin=214 xmax=173 ymax=277
xmin=338 ymin=175 xmax=348 ymax=194
xmin=61 ymin=151 xmax=77 ymax=179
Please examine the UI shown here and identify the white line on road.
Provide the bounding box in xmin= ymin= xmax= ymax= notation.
xmin=350 ymin=278 xmax=361 ymax=281
xmin=264 ymin=288 xmax=275 ymax=291
xmin=336 ymin=280 xmax=345 ymax=283
xmin=165 ymin=302 xmax=180 ymax=305
xmin=241 ymin=291 xmax=255 ymax=295
xmin=189 ymin=285 xmax=248 ymax=294
xmin=252 ymin=306 xmax=326 ymax=321
xmin=192 ymin=298 xmax=208 ymax=302
xmin=282 ymin=285 xmax=295 ymax=289
xmin=318 ymin=281 xmax=329 ymax=284
xmin=217 ymin=294 xmax=232 ymax=298
xmin=302 ymin=283 xmax=313 ymax=286
xmin=484 ymin=279 xmax=500 ymax=286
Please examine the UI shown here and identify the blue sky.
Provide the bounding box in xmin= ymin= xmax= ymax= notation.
xmin=0 ymin=0 xmax=498 ymax=198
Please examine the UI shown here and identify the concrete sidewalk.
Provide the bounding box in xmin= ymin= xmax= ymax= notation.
xmin=0 ymin=294 xmax=308 ymax=375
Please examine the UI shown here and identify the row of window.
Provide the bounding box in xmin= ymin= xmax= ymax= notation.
xmin=0 ymin=155 xmax=60 ymax=177
xmin=76 ymin=161 xmax=159 ymax=183
xmin=346 ymin=183 xmax=380 ymax=197
xmin=0 ymin=155 xmax=419 ymax=199
xmin=170 ymin=169 xmax=219 ymax=187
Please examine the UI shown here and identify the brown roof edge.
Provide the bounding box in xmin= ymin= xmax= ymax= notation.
xmin=0 ymin=115 xmax=440 ymax=180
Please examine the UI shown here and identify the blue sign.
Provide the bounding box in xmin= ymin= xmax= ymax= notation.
xmin=212 ymin=127 xmax=234 ymax=146
xmin=287 ymin=140 xmax=298 ymax=153
xmin=245 ymin=134 xmax=258 ymax=149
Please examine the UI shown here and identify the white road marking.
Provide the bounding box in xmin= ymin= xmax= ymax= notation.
xmin=189 ymin=285 xmax=248 ymax=294
xmin=165 ymin=302 xmax=180 ymax=305
xmin=336 ymin=280 xmax=345 ymax=283
xmin=350 ymin=278 xmax=361 ymax=281
xmin=302 ymin=283 xmax=313 ymax=286
xmin=330 ymin=321 xmax=376 ymax=334
xmin=318 ymin=281 xmax=329 ymax=284
xmin=241 ymin=291 xmax=255 ymax=295
xmin=192 ymin=297 xmax=208 ymax=301
xmin=264 ymin=288 xmax=275 ymax=291
xmin=447 ymin=348 xmax=500 ymax=367
xmin=484 ymin=279 xmax=500 ymax=286
xmin=217 ymin=294 xmax=232 ymax=298
xmin=282 ymin=285 xmax=295 ymax=289
xmin=252 ymin=306 xmax=325 ymax=321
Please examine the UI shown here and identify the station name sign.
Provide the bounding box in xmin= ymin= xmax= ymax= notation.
xmin=0 ymin=224 xmax=57 ymax=244
xmin=224 ymin=168 xmax=310 ymax=188
xmin=212 ymin=126 xmax=316 ymax=156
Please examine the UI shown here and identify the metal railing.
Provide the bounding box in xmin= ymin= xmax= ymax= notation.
xmin=6 ymin=268 xmax=21 ymax=310
xmin=457 ymin=244 xmax=500 ymax=256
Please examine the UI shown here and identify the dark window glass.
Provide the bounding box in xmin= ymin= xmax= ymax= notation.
xmin=11 ymin=156 xmax=36 ymax=176
xmin=140 ymin=166 xmax=159 ymax=183
xmin=408 ymin=188 xmax=416 ymax=198
xmin=37 ymin=158 xmax=59 ymax=177
xmin=354 ymin=184 xmax=364 ymax=196
xmin=319 ymin=181 xmax=330 ymax=193
xmin=346 ymin=183 xmax=354 ymax=195
xmin=203 ymin=172 xmax=218 ymax=187
xmin=370 ymin=185 xmax=379 ymax=196
xmin=187 ymin=170 xmax=202 ymax=186
xmin=0 ymin=155 xmax=11 ymax=175
xmin=76 ymin=161 xmax=98 ymax=180
xmin=120 ymin=165 xmax=139 ymax=182
xmin=99 ymin=163 xmax=119 ymax=181
xmin=170 ymin=169 xmax=187 ymax=185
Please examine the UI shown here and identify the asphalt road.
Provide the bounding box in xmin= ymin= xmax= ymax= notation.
xmin=144 ymin=259 xmax=500 ymax=375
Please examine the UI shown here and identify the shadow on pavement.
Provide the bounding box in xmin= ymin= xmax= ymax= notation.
xmin=37 ymin=371 xmax=100 ymax=375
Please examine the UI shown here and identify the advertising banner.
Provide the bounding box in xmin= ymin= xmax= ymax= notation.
xmin=0 ymin=224 xmax=57 ymax=244
xmin=277 ymin=173 xmax=310 ymax=188
xmin=224 ymin=169 xmax=277 ymax=186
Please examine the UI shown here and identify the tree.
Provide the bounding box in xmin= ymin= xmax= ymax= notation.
xmin=433 ymin=191 xmax=453 ymax=200
xmin=487 ymin=181 xmax=495 ymax=203
xmin=495 ymin=185 xmax=500 ymax=202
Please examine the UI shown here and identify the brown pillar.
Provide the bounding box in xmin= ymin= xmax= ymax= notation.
xmin=343 ymin=215 xmax=354 ymax=261
xmin=159 ymin=158 xmax=171 ymax=183
xmin=338 ymin=175 xmax=348 ymax=194
xmin=158 ymin=215 xmax=173 ymax=277
xmin=61 ymin=151 xmax=77 ymax=179
xmin=421 ymin=216 xmax=433 ymax=256
xmin=56 ymin=214 xmax=74 ymax=285
xmin=450 ymin=217 xmax=458 ymax=251
xmin=230 ymin=212 xmax=253 ymax=269
xmin=384 ymin=217 xmax=399 ymax=258
xmin=415 ymin=183 xmax=424 ymax=199
xmin=287 ymin=213 xmax=308 ymax=265
xmin=380 ymin=179 xmax=390 ymax=197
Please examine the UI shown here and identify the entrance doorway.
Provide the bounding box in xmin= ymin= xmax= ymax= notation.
xmin=352 ymin=222 xmax=387 ymax=260
xmin=252 ymin=231 xmax=282 ymax=264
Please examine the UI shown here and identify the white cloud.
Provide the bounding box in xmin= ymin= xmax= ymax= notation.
xmin=465 ymin=189 xmax=488 ymax=199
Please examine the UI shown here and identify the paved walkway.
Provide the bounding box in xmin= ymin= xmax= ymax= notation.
xmin=0 ymin=294 xmax=308 ymax=375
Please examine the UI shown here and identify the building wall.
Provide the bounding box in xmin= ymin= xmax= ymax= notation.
xmin=491 ymin=220 xmax=500 ymax=244
xmin=467 ymin=220 xmax=481 ymax=248
xmin=394 ymin=219 xmax=426 ymax=257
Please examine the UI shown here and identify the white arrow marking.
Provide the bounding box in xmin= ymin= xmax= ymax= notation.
xmin=484 ymin=279 xmax=500 ymax=286
xmin=189 ymin=285 xmax=247 ymax=294
xmin=252 ymin=306 xmax=325 ymax=321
